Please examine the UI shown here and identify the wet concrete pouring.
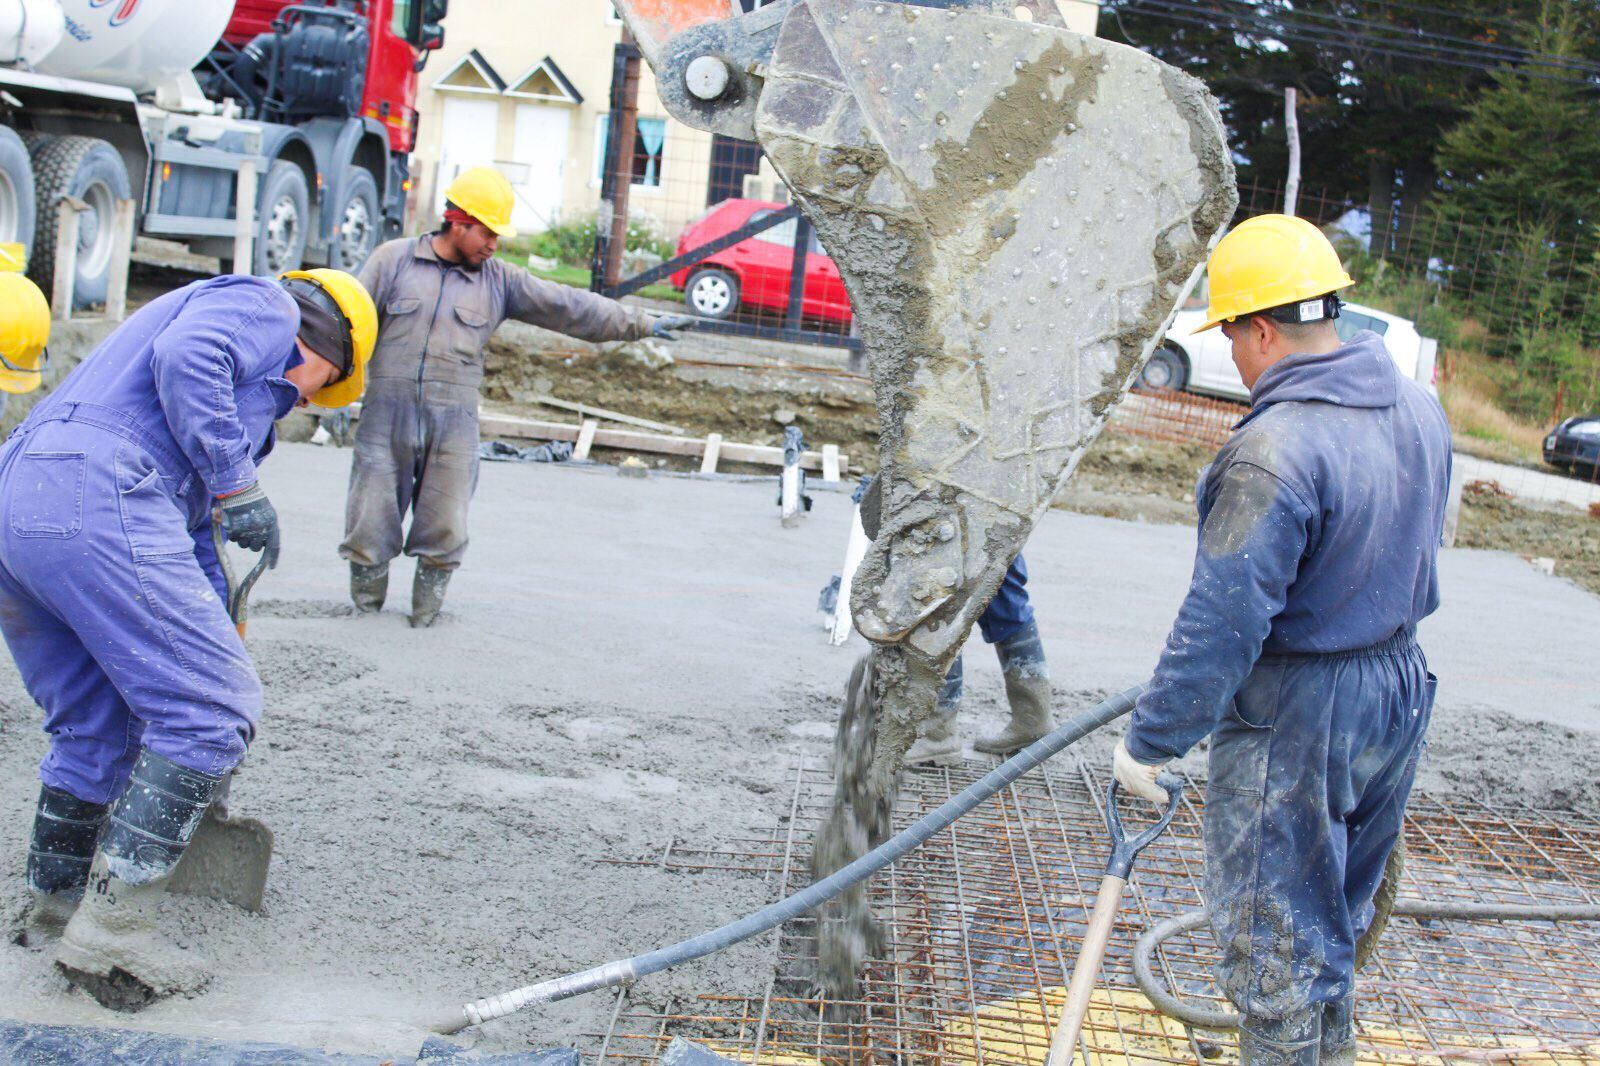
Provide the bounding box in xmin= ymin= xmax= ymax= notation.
xmin=2 ymin=444 xmax=1599 ymax=1061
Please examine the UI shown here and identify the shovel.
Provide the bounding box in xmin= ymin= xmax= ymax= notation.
xmin=1046 ymin=773 xmax=1184 ymax=1066
xmin=163 ymin=515 xmax=277 ymax=912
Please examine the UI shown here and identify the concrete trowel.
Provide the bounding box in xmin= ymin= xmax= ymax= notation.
xmin=612 ymin=0 xmax=1236 ymax=762
xmin=163 ymin=516 xmax=276 ymax=913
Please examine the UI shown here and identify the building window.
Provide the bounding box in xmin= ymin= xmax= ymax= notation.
xmin=593 ymin=115 xmax=665 ymax=188
xmin=707 ymin=135 xmax=762 ymax=205
xmin=606 ymin=1 xmax=622 ymax=24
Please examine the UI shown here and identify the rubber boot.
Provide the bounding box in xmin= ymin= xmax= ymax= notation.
xmin=975 ymin=622 xmax=1054 ymax=755
xmin=1321 ymin=996 xmax=1356 ymax=1066
xmin=904 ymin=658 xmax=963 ymax=767
xmin=1239 ymin=1009 xmax=1321 ymax=1066
xmin=19 ymin=785 xmax=110 ymax=948
xmin=350 ymin=562 xmax=388 ymax=613
xmin=410 ymin=562 xmax=452 ymax=628
xmin=55 ymin=749 xmax=222 ymax=1011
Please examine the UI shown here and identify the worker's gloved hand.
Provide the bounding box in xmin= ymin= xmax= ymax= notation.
xmin=1113 ymin=737 xmax=1172 ymax=805
xmin=650 ymin=314 xmax=696 ymax=340
xmin=215 ymin=482 xmax=281 ymax=569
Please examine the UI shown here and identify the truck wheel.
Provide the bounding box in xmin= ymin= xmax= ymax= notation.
xmin=0 ymin=128 xmax=36 ymax=258
xmin=686 ymin=267 xmax=739 ymax=319
xmin=29 ymin=135 xmax=132 ymax=310
xmin=328 ymin=167 xmax=379 ymax=272
xmin=254 ymin=160 xmax=310 ymax=275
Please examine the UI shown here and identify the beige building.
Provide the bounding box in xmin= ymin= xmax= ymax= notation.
xmin=410 ymin=0 xmax=1100 ymax=242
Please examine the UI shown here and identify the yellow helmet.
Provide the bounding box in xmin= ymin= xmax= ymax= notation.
xmin=0 ymin=244 xmax=49 ymax=396
xmin=279 ymin=268 xmax=377 ymax=409
xmin=443 ymin=166 xmax=518 ymax=238
xmin=1199 ymin=213 xmax=1354 ymax=331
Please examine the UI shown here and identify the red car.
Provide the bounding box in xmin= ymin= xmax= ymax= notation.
xmin=670 ymin=199 xmax=853 ymax=327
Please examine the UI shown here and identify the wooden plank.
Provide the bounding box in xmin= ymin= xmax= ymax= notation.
xmin=700 ymin=432 xmax=722 ymax=474
xmin=530 ymin=394 xmax=686 ymax=436
xmin=232 ymin=160 xmax=257 ymax=275
xmin=821 ymin=444 xmax=841 ymax=483
xmin=478 ymin=413 xmax=849 ymax=474
xmin=573 ymin=419 xmax=600 ymax=461
xmin=104 ymin=198 xmax=136 ymax=323
xmin=51 ymin=197 xmax=86 ymax=320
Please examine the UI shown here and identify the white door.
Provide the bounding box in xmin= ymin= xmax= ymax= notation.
xmin=511 ymin=104 xmax=570 ymax=233
xmin=435 ymin=96 xmax=501 ymax=216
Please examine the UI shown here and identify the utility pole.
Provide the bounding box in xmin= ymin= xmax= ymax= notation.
xmin=589 ymin=27 xmax=641 ymax=293
xmin=1283 ymin=87 xmax=1301 ymax=217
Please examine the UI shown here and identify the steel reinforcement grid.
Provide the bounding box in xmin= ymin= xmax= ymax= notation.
xmin=589 ymin=755 xmax=1600 ymax=1064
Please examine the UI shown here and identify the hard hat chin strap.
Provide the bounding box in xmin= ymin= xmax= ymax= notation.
xmin=1262 ymin=293 xmax=1343 ymax=326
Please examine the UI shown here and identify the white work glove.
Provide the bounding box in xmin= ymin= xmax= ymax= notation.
xmin=1113 ymin=737 xmax=1172 ymax=804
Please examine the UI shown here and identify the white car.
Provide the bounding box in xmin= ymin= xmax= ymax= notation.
xmin=1145 ymin=298 xmax=1438 ymax=402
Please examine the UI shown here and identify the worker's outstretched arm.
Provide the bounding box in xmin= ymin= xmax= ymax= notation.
xmin=506 ymin=269 xmax=656 ymax=343
xmin=1122 ymin=460 xmax=1314 ymax=765
xmin=151 ymin=277 xmax=299 ymax=498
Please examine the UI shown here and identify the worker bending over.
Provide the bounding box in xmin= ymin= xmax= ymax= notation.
xmin=859 ymin=475 xmax=1054 ymax=763
xmin=342 ymin=166 xmax=693 ymax=626
xmin=5 ymin=269 xmax=375 ymax=1009
xmin=1113 ymin=215 xmax=1450 ymax=1064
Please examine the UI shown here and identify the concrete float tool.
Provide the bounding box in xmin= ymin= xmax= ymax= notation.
xmin=162 ymin=514 xmax=277 ymax=912
xmin=427 ymin=686 xmax=1143 ymax=1033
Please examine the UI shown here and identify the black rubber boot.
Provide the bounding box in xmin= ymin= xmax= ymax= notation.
xmin=1321 ymin=996 xmax=1356 ymax=1066
xmin=1240 ymin=1009 xmax=1321 ymax=1066
xmin=409 ymin=563 xmax=452 ymax=628
xmin=55 ymin=750 xmax=222 ymax=1011
xmin=350 ymin=562 xmax=388 ymax=613
xmin=20 ymin=785 xmax=111 ymax=948
xmin=975 ymin=622 xmax=1054 ymax=754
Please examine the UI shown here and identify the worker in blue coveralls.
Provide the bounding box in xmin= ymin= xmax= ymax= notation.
xmin=856 ymin=475 xmax=1054 ymax=764
xmin=1112 ymin=215 xmax=1451 ymax=1065
xmin=2 ymin=268 xmax=376 ymax=1011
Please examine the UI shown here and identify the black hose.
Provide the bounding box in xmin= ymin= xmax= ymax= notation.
xmin=1133 ymin=901 xmax=1600 ymax=1031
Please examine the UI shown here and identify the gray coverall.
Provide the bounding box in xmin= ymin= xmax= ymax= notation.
xmin=341 ymin=236 xmax=654 ymax=571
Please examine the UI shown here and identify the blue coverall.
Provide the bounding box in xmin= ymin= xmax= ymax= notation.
xmin=0 ymin=276 xmax=300 ymax=806
xmin=937 ymin=556 xmax=1036 ymax=709
xmin=1123 ymin=331 xmax=1451 ymax=1018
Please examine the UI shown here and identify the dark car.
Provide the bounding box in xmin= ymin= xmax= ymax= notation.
xmin=1544 ymin=414 xmax=1600 ymax=474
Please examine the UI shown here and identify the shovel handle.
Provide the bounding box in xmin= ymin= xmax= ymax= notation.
xmin=1047 ymin=874 xmax=1127 ymax=1066
xmin=211 ymin=511 xmax=271 ymax=636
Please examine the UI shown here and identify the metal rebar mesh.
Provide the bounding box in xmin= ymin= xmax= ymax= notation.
xmin=589 ymin=756 xmax=1600 ymax=1064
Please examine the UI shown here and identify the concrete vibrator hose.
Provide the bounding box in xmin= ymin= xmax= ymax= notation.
xmin=429 ymin=685 xmax=1146 ymax=1034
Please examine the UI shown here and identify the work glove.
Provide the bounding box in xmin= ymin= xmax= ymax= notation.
xmin=1113 ymin=737 xmax=1172 ymax=805
xmin=215 ymin=482 xmax=281 ymax=569
xmin=650 ymin=314 xmax=696 ymax=340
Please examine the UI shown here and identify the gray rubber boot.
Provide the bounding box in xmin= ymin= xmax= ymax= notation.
xmin=20 ymin=784 xmax=110 ymax=948
xmin=350 ymin=562 xmax=388 ymax=613
xmin=905 ymin=657 xmax=963 ymax=767
xmin=55 ymin=750 xmax=222 ymax=1011
xmin=975 ymin=622 xmax=1054 ymax=754
xmin=409 ymin=563 xmax=453 ymax=628
xmin=1321 ymin=996 xmax=1356 ymax=1066
xmin=1239 ymin=1009 xmax=1321 ymax=1066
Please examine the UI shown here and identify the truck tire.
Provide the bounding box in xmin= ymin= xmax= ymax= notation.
xmin=0 ymin=128 xmax=36 ymax=259
xmin=254 ymin=160 xmax=310 ymax=276
xmin=28 ymin=136 xmax=132 ymax=311
xmin=328 ymin=166 xmax=380 ymax=272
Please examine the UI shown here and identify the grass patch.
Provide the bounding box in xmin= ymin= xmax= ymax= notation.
xmin=524 ymin=261 xmax=683 ymax=304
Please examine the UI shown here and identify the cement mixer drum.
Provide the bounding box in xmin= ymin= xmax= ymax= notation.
xmin=34 ymin=0 xmax=237 ymax=95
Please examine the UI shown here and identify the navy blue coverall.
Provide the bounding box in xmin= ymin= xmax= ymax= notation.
xmin=1123 ymin=331 xmax=1451 ymax=1018
xmin=0 ymin=276 xmax=300 ymax=805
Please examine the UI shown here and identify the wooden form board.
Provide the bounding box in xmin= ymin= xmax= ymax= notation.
xmin=478 ymin=412 xmax=849 ymax=479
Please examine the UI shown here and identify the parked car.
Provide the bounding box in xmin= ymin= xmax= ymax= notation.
xmin=1146 ymin=291 xmax=1439 ymax=402
xmin=669 ymin=199 xmax=853 ymax=327
xmin=1544 ymin=415 xmax=1600 ymax=475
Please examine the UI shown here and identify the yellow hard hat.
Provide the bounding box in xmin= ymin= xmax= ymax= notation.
xmin=443 ymin=166 xmax=518 ymax=238
xmin=279 ymin=268 xmax=377 ymax=409
xmin=0 ymin=244 xmax=49 ymax=396
xmin=1199 ymin=213 xmax=1354 ymax=331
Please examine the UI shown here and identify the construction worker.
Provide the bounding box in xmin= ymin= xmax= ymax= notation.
xmin=342 ymin=166 xmax=694 ymax=626
xmin=857 ymin=476 xmax=1054 ymax=763
xmin=3 ymin=268 xmax=375 ymax=1009
xmin=0 ymin=244 xmax=50 ymax=411
xmin=1112 ymin=215 xmax=1450 ymax=1064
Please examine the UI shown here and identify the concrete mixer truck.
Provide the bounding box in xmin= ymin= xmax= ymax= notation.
xmin=0 ymin=0 xmax=446 ymax=307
